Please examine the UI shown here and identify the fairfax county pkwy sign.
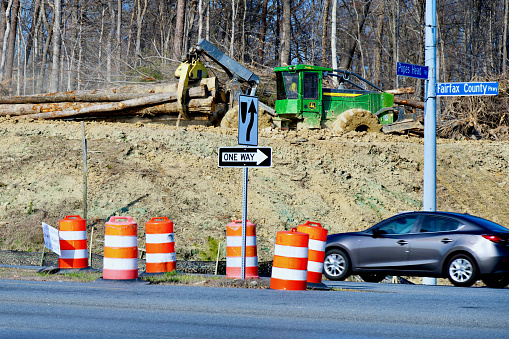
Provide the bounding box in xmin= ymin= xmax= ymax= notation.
xmin=218 ymin=147 xmax=272 ymax=168
xmin=436 ymin=82 xmax=499 ymax=96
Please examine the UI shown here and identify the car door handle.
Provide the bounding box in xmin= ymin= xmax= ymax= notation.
xmin=441 ymin=238 xmax=453 ymax=243
xmin=397 ymin=240 xmax=408 ymax=245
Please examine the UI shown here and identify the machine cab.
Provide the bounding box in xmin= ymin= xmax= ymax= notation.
xmin=274 ymin=65 xmax=330 ymax=129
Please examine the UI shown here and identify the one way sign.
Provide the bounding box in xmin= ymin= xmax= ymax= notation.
xmin=218 ymin=147 xmax=272 ymax=168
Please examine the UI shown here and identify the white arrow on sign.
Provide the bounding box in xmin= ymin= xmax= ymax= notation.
xmin=222 ymin=149 xmax=268 ymax=165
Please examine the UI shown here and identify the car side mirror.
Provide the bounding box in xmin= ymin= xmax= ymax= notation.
xmin=372 ymin=227 xmax=382 ymax=238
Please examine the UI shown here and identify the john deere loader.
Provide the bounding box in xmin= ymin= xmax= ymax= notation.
xmin=273 ymin=64 xmax=423 ymax=133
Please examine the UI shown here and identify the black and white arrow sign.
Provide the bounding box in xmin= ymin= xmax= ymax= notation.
xmin=218 ymin=147 xmax=272 ymax=168
xmin=238 ymin=95 xmax=258 ymax=146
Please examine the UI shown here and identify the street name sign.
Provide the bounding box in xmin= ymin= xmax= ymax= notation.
xmin=42 ymin=222 xmax=61 ymax=256
xmin=218 ymin=147 xmax=272 ymax=168
xmin=397 ymin=62 xmax=429 ymax=80
xmin=436 ymin=82 xmax=499 ymax=96
xmin=238 ymin=94 xmax=258 ymax=146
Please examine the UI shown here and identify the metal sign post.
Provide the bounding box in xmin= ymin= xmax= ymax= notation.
xmin=423 ymin=0 xmax=438 ymax=286
xmin=238 ymin=95 xmax=258 ymax=280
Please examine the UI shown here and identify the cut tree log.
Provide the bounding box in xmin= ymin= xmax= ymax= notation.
xmin=125 ymin=97 xmax=215 ymax=116
xmin=0 ymin=78 xmax=218 ymax=104
xmin=15 ymin=92 xmax=195 ymax=120
xmin=386 ymin=87 xmax=415 ymax=95
xmin=0 ymin=87 xmax=208 ymax=117
xmin=393 ymin=97 xmax=424 ymax=110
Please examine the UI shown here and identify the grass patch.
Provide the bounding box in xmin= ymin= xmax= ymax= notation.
xmin=142 ymin=271 xmax=271 ymax=289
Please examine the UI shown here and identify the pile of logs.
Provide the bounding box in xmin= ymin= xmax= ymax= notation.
xmin=0 ymin=77 xmax=223 ymax=125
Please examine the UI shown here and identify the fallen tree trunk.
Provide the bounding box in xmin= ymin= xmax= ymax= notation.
xmin=16 ymin=92 xmax=192 ymax=120
xmin=125 ymin=97 xmax=215 ymax=116
xmin=1 ymin=87 xmax=208 ymax=117
xmin=386 ymin=87 xmax=415 ymax=95
xmin=0 ymin=78 xmax=218 ymax=104
xmin=394 ymin=97 xmax=424 ymax=110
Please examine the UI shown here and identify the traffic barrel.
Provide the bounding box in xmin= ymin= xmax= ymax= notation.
xmin=58 ymin=215 xmax=88 ymax=269
xmin=226 ymin=220 xmax=259 ymax=279
xmin=145 ymin=217 xmax=176 ymax=273
xmin=103 ymin=216 xmax=138 ymax=280
xmin=270 ymin=228 xmax=309 ymax=290
xmin=297 ymin=221 xmax=328 ymax=284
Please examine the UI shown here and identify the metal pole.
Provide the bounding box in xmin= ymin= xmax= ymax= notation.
xmin=423 ymin=0 xmax=438 ymax=285
xmin=81 ymin=122 xmax=88 ymax=223
xmin=241 ymin=167 xmax=248 ymax=280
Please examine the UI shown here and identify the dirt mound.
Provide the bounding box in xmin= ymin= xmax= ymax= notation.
xmin=0 ymin=117 xmax=508 ymax=262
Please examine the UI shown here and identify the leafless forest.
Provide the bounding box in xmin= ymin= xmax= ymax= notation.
xmin=0 ymin=0 xmax=508 ymax=138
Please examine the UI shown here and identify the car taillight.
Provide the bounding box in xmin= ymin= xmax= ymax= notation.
xmin=482 ymin=235 xmax=508 ymax=243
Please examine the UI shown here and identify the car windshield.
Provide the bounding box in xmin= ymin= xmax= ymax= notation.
xmin=461 ymin=215 xmax=509 ymax=232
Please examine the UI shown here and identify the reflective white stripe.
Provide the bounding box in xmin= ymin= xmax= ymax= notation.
xmin=307 ymin=260 xmax=324 ymax=273
xmin=226 ymin=256 xmax=258 ymax=267
xmin=308 ymin=239 xmax=326 ymax=252
xmin=226 ymin=236 xmax=257 ymax=247
xmin=104 ymin=235 xmax=137 ymax=247
xmin=59 ymin=249 xmax=88 ymax=259
xmin=271 ymin=267 xmax=307 ymax=281
xmin=103 ymin=257 xmax=138 ymax=270
xmin=146 ymin=233 xmax=174 ymax=244
xmin=146 ymin=252 xmax=176 ymax=263
xmin=59 ymin=231 xmax=87 ymax=240
xmin=274 ymin=244 xmax=308 ymax=258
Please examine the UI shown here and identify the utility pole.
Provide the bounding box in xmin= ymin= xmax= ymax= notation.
xmin=423 ymin=0 xmax=437 ymax=285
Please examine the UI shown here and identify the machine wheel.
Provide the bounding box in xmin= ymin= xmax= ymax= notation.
xmin=359 ymin=273 xmax=387 ymax=283
xmin=482 ymin=274 xmax=509 ymax=288
xmin=323 ymin=249 xmax=350 ymax=281
xmin=446 ymin=254 xmax=478 ymax=287
xmin=332 ymin=108 xmax=382 ymax=133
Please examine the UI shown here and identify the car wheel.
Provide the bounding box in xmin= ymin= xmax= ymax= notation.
xmin=482 ymin=275 xmax=509 ymax=289
xmin=359 ymin=273 xmax=386 ymax=283
xmin=323 ymin=249 xmax=350 ymax=281
xmin=447 ymin=254 xmax=478 ymax=287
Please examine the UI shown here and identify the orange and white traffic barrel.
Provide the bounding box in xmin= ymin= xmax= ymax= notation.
xmin=226 ymin=220 xmax=259 ymax=279
xmin=103 ymin=216 xmax=138 ymax=280
xmin=59 ymin=215 xmax=88 ymax=269
xmin=270 ymin=228 xmax=309 ymax=290
xmin=145 ymin=217 xmax=176 ymax=273
xmin=297 ymin=221 xmax=328 ymax=284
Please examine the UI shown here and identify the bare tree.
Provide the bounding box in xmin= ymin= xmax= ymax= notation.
xmin=49 ymin=0 xmax=62 ymax=92
xmin=339 ymin=0 xmax=372 ymax=71
xmin=258 ymin=0 xmax=269 ymax=64
xmin=173 ymin=0 xmax=186 ymax=60
xmin=503 ymin=0 xmax=508 ymax=74
xmin=280 ymin=0 xmax=291 ymax=65
xmin=321 ymin=0 xmax=330 ymax=67
xmin=4 ymin=0 xmax=19 ymax=82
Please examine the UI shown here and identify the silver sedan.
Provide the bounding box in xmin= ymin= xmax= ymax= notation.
xmin=323 ymin=211 xmax=509 ymax=288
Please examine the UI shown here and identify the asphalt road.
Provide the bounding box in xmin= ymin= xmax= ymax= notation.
xmin=0 ymin=279 xmax=508 ymax=338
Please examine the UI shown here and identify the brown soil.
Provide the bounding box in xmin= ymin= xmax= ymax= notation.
xmin=0 ymin=117 xmax=508 ymax=262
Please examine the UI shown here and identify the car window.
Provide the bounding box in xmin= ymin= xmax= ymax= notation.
xmin=372 ymin=216 xmax=418 ymax=235
xmin=420 ymin=216 xmax=463 ymax=233
xmin=461 ymin=215 xmax=509 ymax=232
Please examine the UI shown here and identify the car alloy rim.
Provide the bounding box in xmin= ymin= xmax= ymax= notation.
xmin=324 ymin=253 xmax=345 ymax=276
xmin=449 ymin=258 xmax=473 ymax=282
